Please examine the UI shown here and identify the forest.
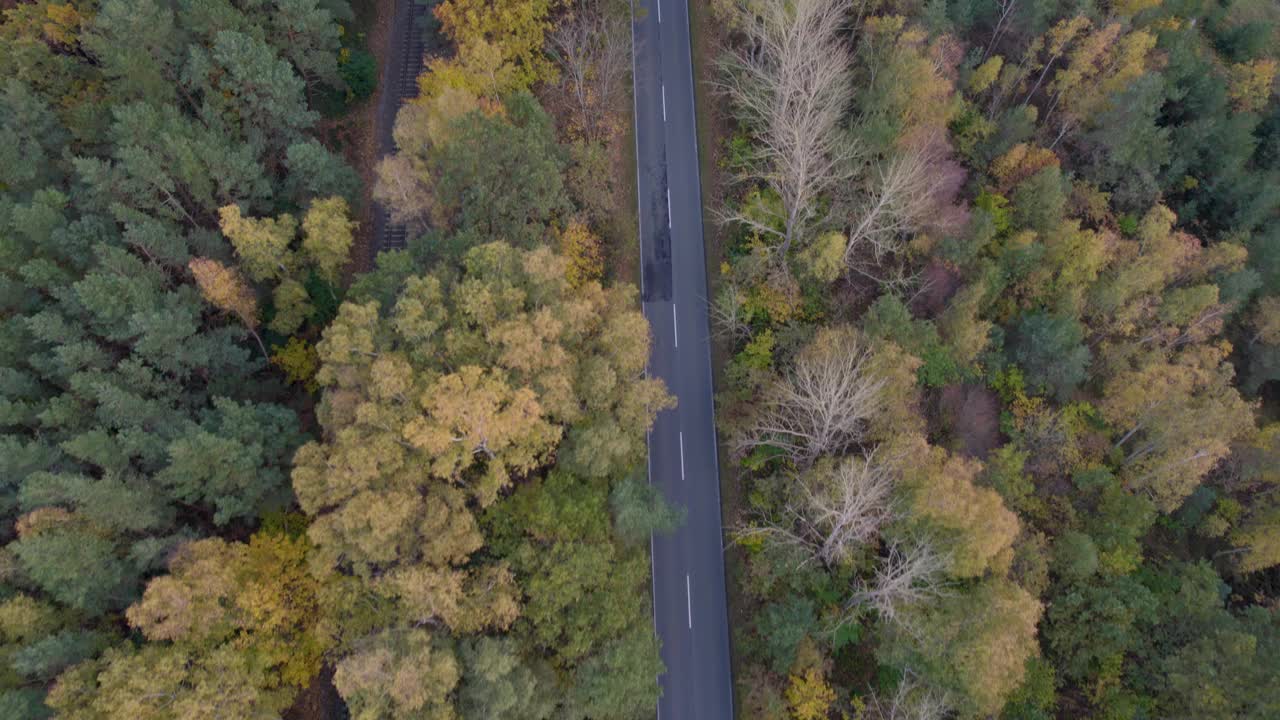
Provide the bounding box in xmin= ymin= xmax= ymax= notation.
xmin=4 ymin=0 xmax=1280 ymax=718
xmin=0 ymin=0 xmax=670 ymax=718
xmin=709 ymin=0 xmax=1280 ymax=717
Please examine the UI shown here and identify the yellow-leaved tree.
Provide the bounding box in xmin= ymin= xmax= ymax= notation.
xmin=218 ymin=197 xmax=356 ymax=336
xmin=49 ymin=531 xmax=333 ymax=719
xmin=291 ymin=241 xmax=671 ymax=643
xmin=559 ymin=218 xmax=604 ymax=288
xmin=432 ymin=0 xmax=560 ymax=93
xmin=189 ymin=257 xmax=266 ymax=355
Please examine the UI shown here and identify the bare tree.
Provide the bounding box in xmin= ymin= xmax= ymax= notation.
xmin=737 ymin=452 xmax=896 ymax=567
xmin=982 ymin=0 xmax=1018 ymax=60
xmin=864 ymin=673 xmax=953 ymax=720
xmin=843 ymin=132 xmax=951 ymax=286
xmin=733 ymin=325 xmax=887 ymax=465
xmin=710 ymin=282 xmax=754 ymax=342
xmin=807 ymin=454 xmax=896 ymax=564
xmin=717 ymin=0 xmax=859 ymax=256
xmin=548 ymin=0 xmax=631 ymax=140
xmin=844 ymin=539 xmax=949 ymax=629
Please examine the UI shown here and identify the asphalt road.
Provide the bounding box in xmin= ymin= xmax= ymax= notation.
xmin=631 ymin=1 xmax=735 ymax=717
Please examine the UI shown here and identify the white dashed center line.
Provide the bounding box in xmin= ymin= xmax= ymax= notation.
xmin=679 ymin=431 xmax=685 ymax=479
xmin=672 ymin=303 xmax=678 ymax=347
xmin=686 ymin=574 xmax=693 ymax=628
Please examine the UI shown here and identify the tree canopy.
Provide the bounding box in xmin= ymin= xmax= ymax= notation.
xmin=714 ymin=0 xmax=1280 ymax=715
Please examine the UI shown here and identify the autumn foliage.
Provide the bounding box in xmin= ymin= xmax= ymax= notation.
xmin=716 ymin=0 xmax=1280 ymax=715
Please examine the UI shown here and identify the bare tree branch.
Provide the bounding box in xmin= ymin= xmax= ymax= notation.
xmin=843 ymin=134 xmax=947 ymax=273
xmin=548 ymin=0 xmax=631 ymax=141
xmin=803 ymin=452 xmax=896 ymax=566
xmin=864 ymin=672 xmax=953 ymax=720
xmin=710 ymin=282 xmax=754 ymax=342
xmin=716 ymin=0 xmax=859 ymax=254
xmin=736 ymin=451 xmax=896 ymax=567
xmin=733 ymin=325 xmax=887 ymax=465
xmin=844 ymin=539 xmax=949 ymax=629
xmin=982 ymin=0 xmax=1017 ymax=61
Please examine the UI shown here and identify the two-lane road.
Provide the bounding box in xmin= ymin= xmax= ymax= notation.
xmin=632 ymin=1 xmax=735 ymax=718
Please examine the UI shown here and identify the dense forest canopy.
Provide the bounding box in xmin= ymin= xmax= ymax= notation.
xmin=712 ymin=0 xmax=1280 ymax=717
xmin=0 ymin=0 xmax=667 ymax=718
xmin=4 ymin=0 xmax=1280 ymax=717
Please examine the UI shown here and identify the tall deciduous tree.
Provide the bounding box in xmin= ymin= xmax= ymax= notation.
xmin=487 ymin=468 xmax=664 ymax=720
xmin=845 ymin=540 xmax=949 ymax=630
xmin=567 ymin=627 xmax=665 ymax=720
xmin=547 ymin=0 xmax=630 ymax=141
xmin=218 ymin=207 xmax=298 ymax=283
xmin=1101 ymin=343 xmax=1255 ymax=511
xmin=880 ymin=578 xmax=1042 ymax=718
xmin=456 ymin=637 xmax=555 ymax=720
xmin=332 ymin=629 xmax=459 ymax=720
xmin=1159 ymin=607 xmax=1280 ymax=718
xmin=739 ymin=453 xmax=896 ymax=568
xmin=375 ymin=92 xmax=569 ymax=245
xmin=48 ymin=644 xmax=291 ymax=720
xmin=128 ymin=532 xmax=331 ymax=686
xmin=891 ymin=434 xmax=1021 ymax=578
xmin=216 ymin=197 xmax=356 ymax=336
xmin=301 ymin=196 xmax=356 ymax=283
xmin=718 ymin=0 xmax=857 ymax=255
xmin=189 ymin=258 xmax=266 ymax=354
xmin=433 ymin=0 xmax=559 ymax=90
xmin=733 ymin=326 xmax=889 ymax=466
xmin=293 ymin=242 xmax=669 ymax=635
